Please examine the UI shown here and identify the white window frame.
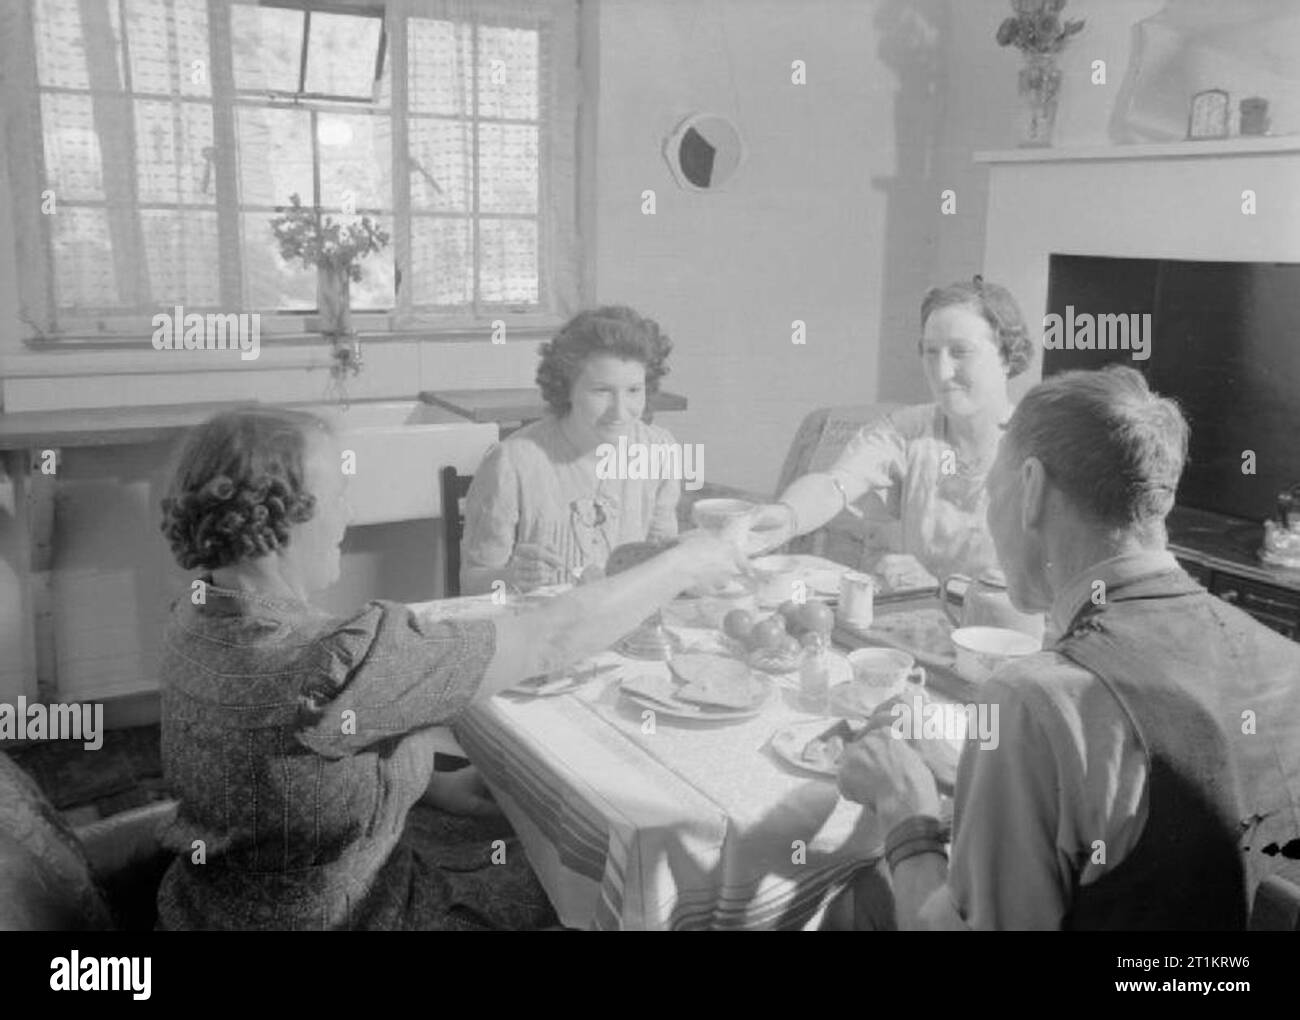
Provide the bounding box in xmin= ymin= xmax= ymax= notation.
xmin=0 ymin=0 xmax=581 ymax=347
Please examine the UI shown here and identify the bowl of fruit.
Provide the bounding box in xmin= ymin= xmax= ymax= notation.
xmin=722 ymin=599 xmax=837 ymax=673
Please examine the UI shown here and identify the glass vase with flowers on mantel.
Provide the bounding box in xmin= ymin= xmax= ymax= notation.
xmin=269 ymin=194 xmax=390 ymax=394
xmin=996 ymin=0 xmax=1085 ymax=147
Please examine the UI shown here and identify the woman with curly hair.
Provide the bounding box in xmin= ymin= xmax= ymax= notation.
xmin=752 ymin=278 xmax=1037 ymax=583
xmin=460 ymin=305 xmax=682 ymax=594
xmin=155 ymin=406 xmax=742 ymax=929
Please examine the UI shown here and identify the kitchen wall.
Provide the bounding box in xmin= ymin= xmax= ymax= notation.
xmin=587 ymin=0 xmax=1178 ymax=494
xmin=0 ymin=0 xmax=1260 ymax=710
xmin=590 ymin=0 xmax=942 ymax=495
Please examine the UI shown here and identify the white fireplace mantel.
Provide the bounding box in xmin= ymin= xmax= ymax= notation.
xmin=976 ymin=135 xmax=1300 ymax=165
xmin=979 ymin=138 xmax=1300 ymax=396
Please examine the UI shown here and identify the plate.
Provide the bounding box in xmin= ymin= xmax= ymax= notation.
xmin=750 ymin=554 xmax=849 ymax=598
xmin=770 ymin=711 xmax=966 ymax=793
xmin=748 ymin=649 xmax=853 ymax=690
xmin=619 ymin=672 xmax=773 ymax=721
xmin=829 ymin=676 xmax=928 ymax=717
xmin=769 ymin=718 xmax=858 ymax=778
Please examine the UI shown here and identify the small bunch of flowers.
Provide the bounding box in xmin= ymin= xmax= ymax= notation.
xmin=996 ymin=0 xmax=1084 ymax=55
xmin=269 ymin=194 xmax=389 ymax=281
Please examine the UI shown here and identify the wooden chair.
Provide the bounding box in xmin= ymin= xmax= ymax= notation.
xmin=1249 ymin=874 xmax=1300 ymax=931
xmin=440 ymin=466 xmax=474 ymax=599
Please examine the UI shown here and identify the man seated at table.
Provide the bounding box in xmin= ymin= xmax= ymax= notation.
xmin=839 ymin=365 xmax=1300 ymax=929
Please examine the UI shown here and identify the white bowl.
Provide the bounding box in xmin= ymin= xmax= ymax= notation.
xmin=950 ymin=626 xmax=1040 ymax=684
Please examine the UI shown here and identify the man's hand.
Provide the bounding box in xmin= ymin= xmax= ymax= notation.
xmin=838 ymin=731 xmax=941 ymax=831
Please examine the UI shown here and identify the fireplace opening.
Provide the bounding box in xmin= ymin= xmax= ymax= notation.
xmin=1043 ymin=254 xmax=1300 ymax=524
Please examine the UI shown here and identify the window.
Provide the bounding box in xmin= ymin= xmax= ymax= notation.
xmin=4 ymin=0 xmax=580 ymax=341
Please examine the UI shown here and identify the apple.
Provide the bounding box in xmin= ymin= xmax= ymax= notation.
xmin=796 ymin=601 xmax=835 ymax=637
xmin=722 ymin=609 xmax=756 ymax=643
xmin=749 ymin=615 xmax=788 ymax=652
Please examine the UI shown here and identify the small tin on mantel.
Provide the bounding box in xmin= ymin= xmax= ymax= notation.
xmin=1240 ymin=97 xmax=1270 ymax=136
xmin=837 ymin=571 xmax=876 ymax=630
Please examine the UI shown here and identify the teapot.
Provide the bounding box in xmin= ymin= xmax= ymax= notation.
xmin=942 ymin=569 xmax=1045 ymax=644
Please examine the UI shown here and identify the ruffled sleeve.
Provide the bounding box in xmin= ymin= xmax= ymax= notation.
xmin=295 ymin=601 xmax=496 ymax=759
xmin=826 ymin=411 xmax=908 ymax=501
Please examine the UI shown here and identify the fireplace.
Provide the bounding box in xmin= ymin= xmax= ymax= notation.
xmin=975 ymin=140 xmax=1300 ymax=638
xmin=1042 ymin=254 xmax=1300 ymax=524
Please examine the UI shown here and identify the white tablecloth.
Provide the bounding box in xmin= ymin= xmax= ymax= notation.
xmin=410 ymin=594 xmax=884 ymax=930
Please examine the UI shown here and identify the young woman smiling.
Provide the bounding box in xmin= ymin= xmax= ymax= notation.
xmin=460 ymin=306 xmax=683 ymax=594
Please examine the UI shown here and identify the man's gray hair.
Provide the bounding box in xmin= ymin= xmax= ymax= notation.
xmin=1004 ymin=365 xmax=1189 ymax=528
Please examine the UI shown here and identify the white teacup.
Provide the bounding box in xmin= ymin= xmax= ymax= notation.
xmin=691 ymin=498 xmax=756 ymax=549
xmin=950 ymin=626 xmax=1040 ymax=684
xmin=844 ymin=647 xmax=926 ymax=712
xmin=750 ymin=554 xmax=802 ymax=606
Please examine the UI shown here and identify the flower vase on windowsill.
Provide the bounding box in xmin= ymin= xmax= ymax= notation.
xmin=316 ymin=261 xmax=352 ymax=338
xmin=315 ymin=262 xmax=363 ymax=385
xmin=269 ymin=193 xmax=389 ymax=393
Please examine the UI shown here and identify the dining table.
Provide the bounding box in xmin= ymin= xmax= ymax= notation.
xmin=406 ymin=569 xmax=970 ymax=931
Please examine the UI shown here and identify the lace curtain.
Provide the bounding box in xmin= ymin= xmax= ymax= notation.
xmin=6 ymin=0 xmax=580 ymax=336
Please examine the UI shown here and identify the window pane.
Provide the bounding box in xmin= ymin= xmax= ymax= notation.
xmin=34 ymin=0 xmax=125 ymax=91
xmin=478 ymin=123 xmax=537 ymax=214
xmin=135 ymin=100 xmax=214 ymax=204
xmin=51 ymin=208 xmax=118 ymax=309
xmin=318 ymin=115 xmax=391 ymax=211
xmin=411 ymin=217 xmax=473 ymax=307
xmin=477 ymin=26 xmax=539 ymax=121
xmin=408 ymin=18 xmax=472 ymax=116
xmin=236 ymin=106 xmax=313 ymax=207
xmin=479 ymin=218 xmax=537 ymax=305
xmin=408 ymin=118 xmax=471 ymax=213
xmin=303 ymin=12 xmax=382 ymax=98
xmin=41 ymin=93 xmax=105 ymax=201
xmin=242 ymin=212 xmax=315 ymax=311
xmin=140 ymin=209 xmax=219 ymax=305
xmin=126 ymin=0 xmax=211 ymax=98
xmin=230 ymin=3 xmax=303 ymax=93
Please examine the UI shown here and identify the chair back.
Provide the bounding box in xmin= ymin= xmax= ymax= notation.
xmin=440 ymin=466 xmax=474 ymax=598
xmin=779 ymin=403 xmax=902 ymax=567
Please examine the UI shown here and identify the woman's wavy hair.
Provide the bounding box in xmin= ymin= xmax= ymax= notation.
xmin=160 ymin=407 xmax=332 ymax=571
xmin=920 ymin=275 xmax=1035 ymax=378
xmin=535 ymin=306 xmax=673 ymax=416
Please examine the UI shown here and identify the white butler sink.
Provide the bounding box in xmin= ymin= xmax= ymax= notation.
xmin=290 ymin=400 xmax=497 ymax=525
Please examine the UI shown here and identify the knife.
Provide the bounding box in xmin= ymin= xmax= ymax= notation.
xmin=809 ymin=716 xmax=872 ymax=745
xmin=516 ymin=661 xmax=624 ymax=691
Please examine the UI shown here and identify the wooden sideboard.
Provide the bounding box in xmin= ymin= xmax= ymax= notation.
xmin=1167 ymin=506 xmax=1300 ymax=641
